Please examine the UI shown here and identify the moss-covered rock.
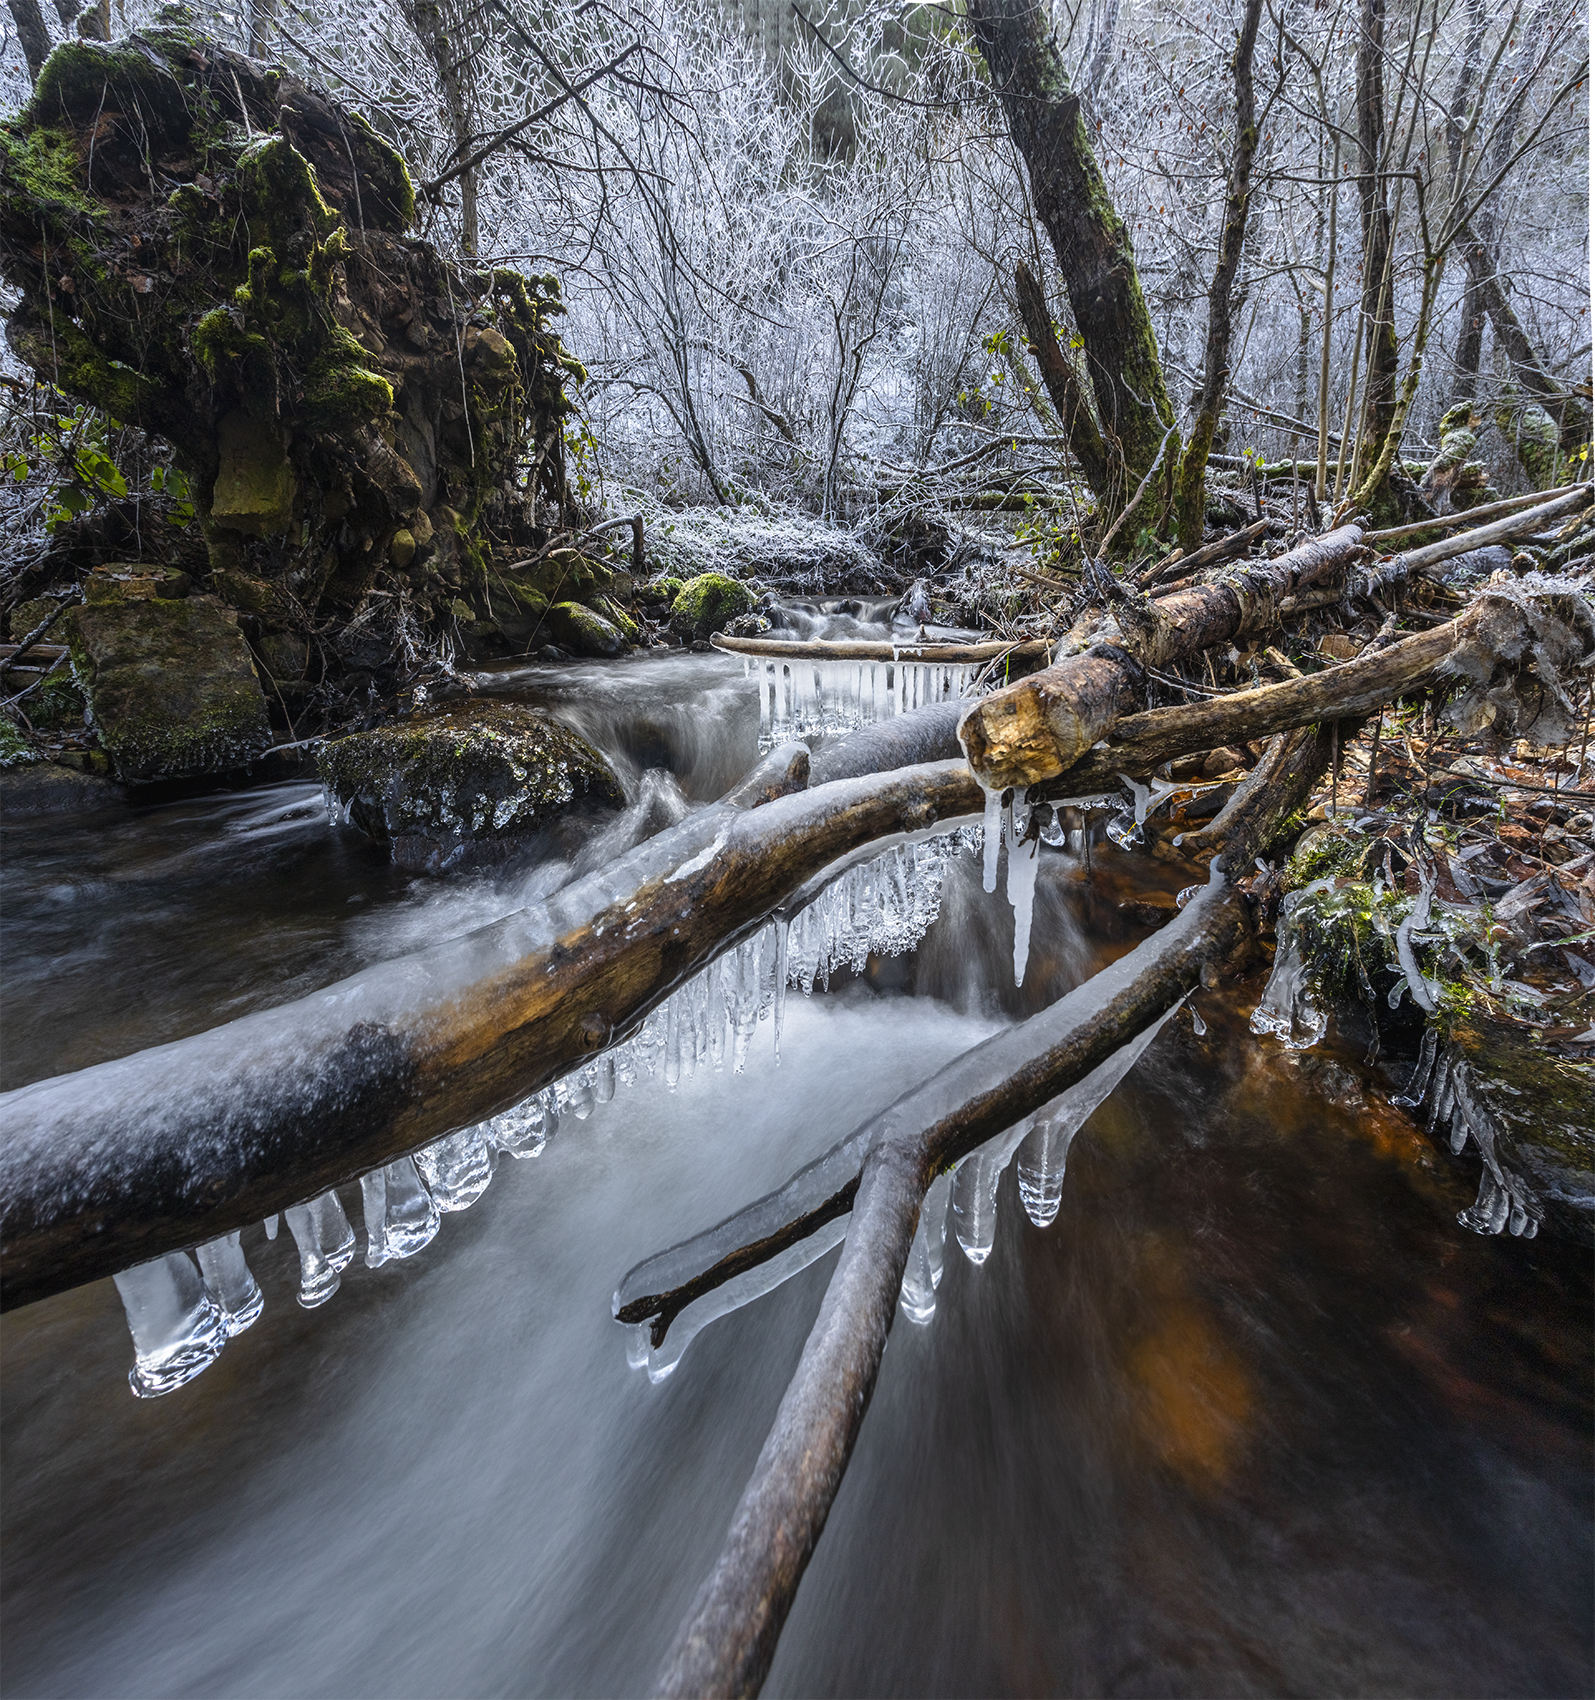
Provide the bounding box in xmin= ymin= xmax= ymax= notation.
xmin=317 ymin=699 xmax=622 ymax=871
xmin=669 ymin=572 xmax=755 ymax=642
xmin=66 ymin=594 xmax=271 ymax=781
xmin=548 ymin=600 xmax=627 ymax=657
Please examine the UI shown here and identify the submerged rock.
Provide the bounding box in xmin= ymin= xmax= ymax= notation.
xmin=318 ymin=700 xmax=623 ymax=870
xmin=65 ymin=595 xmax=271 ymax=782
xmin=670 ymin=573 xmax=755 ymax=642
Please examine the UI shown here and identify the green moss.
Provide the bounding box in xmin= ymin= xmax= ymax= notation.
xmin=0 ymin=713 xmax=40 ymax=767
xmin=0 ymin=124 xmax=93 ymax=215
xmin=669 ymin=572 xmax=755 ymax=641
xmin=548 ymin=600 xmax=626 ymax=657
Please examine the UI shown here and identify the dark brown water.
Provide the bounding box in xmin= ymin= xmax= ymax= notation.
xmin=2 ymin=654 xmax=1589 ymax=1697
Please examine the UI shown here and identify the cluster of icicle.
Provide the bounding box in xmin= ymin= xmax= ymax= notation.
xmin=110 ymin=827 xmax=978 ymax=1398
xmin=744 ymin=654 xmax=979 ymax=751
xmin=897 ymin=997 xmax=1184 ymax=1328
xmin=1396 ymin=1029 xmax=1542 ymax=1239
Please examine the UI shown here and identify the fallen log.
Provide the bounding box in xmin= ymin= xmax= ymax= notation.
xmin=957 ymin=525 xmax=1368 ymax=791
xmin=1363 ymin=483 xmax=1590 ymax=545
xmin=710 ymin=634 xmax=1049 ymax=665
xmin=649 ymin=692 xmax=1345 ymax=1700
xmin=0 ymin=723 xmax=983 ymax=1312
xmin=1364 ymin=485 xmax=1593 ymax=592
xmin=1028 ymin=583 xmax=1590 ymax=795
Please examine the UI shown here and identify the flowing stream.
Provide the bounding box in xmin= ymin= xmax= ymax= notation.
xmin=1 ymin=650 xmax=1589 ymax=1697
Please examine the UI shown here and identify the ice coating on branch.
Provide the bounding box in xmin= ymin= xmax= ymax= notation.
xmin=1005 ymin=805 xmax=1040 ymax=987
xmin=112 ymin=1252 xmax=229 ymax=1397
xmin=748 ymin=656 xmax=976 ymax=751
xmin=414 ymin=1125 xmax=494 ymax=1210
xmin=898 ymin=1170 xmax=952 ymax=1323
xmin=361 ymin=1157 xmax=442 ymax=1266
xmin=194 ymin=1230 xmax=263 ymax=1335
xmin=639 ymin=1212 xmax=852 ymax=1382
xmin=284 ymin=1191 xmax=357 ymax=1308
xmin=982 ymin=788 xmax=1004 ymax=892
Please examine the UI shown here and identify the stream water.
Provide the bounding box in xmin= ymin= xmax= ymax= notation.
xmin=2 ymin=651 xmax=1589 ymax=1697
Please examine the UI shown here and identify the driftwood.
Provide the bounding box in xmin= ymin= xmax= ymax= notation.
xmin=649 ymin=694 xmax=1345 ymax=1700
xmin=710 ymin=635 xmax=1050 ymax=665
xmin=958 ymin=525 xmax=1368 ymax=790
xmin=0 ymin=718 xmax=983 ymax=1311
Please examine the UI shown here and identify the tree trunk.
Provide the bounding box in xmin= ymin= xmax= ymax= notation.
xmin=1172 ymin=0 xmax=1264 ymax=553
xmin=402 ymin=0 xmax=480 ymax=255
xmin=965 ymin=0 xmax=1174 ymax=526
xmin=1353 ymin=0 xmax=1401 ymax=516
xmin=6 ymin=0 xmax=51 ymax=81
xmin=1013 ymin=259 xmax=1109 ymax=491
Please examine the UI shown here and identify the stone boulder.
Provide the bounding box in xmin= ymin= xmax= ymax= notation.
xmin=65 ymin=594 xmax=272 ymax=782
xmin=546 ymin=600 xmax=627 ymax=657
xmin=669 ymin=573 xmax=755 ymax=643
xmin=317 ymin=700 xmax=623 ymax=871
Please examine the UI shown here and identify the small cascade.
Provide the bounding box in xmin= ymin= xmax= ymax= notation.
xmin=898 ymin=1172 xmax=952 ymax=1324
xmin=112 ymin=1252 xmax=230 ymax=1398
xmin=284 ymin=1191 xmax=357 ymax=1308
xmin=744 ymin=655 xmax=977 ymax=751
xmin=361 ymin=1157 xmax=442 ymax=1266
xmin=194 ymin=1231 xmax=264 ymax=1335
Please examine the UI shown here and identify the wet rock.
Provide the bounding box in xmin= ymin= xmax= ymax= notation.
xmin=0 ymin=760 xmax=124 ymax=815
xmin=547 ymin=600 xmax=627 ymax=657
xmin=724 ymin=611 xmax=773 ymax=639
xmin=1438 ymin=1014 xmax=1594 ymax=1244
xmin=210 ymin=410 xmax=296 ymax=537
xmin=65 ymin=595 xmax=272 ymax=782
xmin=669 ymin=573 xmax=755 ymax=642
xmin=318 ymin=699 xmax=623 ymax=871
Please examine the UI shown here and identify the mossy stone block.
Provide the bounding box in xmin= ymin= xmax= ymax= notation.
xmin=317 ymin=699 xmax=622 ymax=871
xmin=669 ymin=572 xmax=754 ymax=642
xmin=66 ymin=595 xmax=271 ymax=781
xmin=548 ymin=600 xmax=627 ymax=657
xmin=210 ymin=409 xmax=296 ymax=536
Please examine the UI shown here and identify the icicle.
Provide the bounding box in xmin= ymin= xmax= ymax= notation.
xmin=1249 ymin=932 xmax=1327 ymax=1050
xmin=1016 ymin=1120 xmax=1071 ymax=1227
xmin=773 ymin=917 xmax=789 ymax=1064
xmin=263 ymin=1213 xmax=279 ymax=1240
xmin=952 ymin=1149 xmax=1002 ymax=1265
xmin=1190 ymin=1005 xmax=1207 ymax=1037
xmin=566 ymin=1068 xmax=596 ymax=1121
xmin=898 ymin=1171 xmax=952 ymax=1324
xmin=595 ymin=1053 xmax=616 ymax=1104
xmin=283 ymin=1191 xmax=356 ymax=1308
xmin=112 ymin=1252 xmax=229 ymax=1398
xmin=982 ymin=788 xmax=1004 ymax=893
xmin=1394 ymin=1027 xmax=1438 ymax=1108
xmin=1005 ymin=807 xmax=1040 ymax=987
xmin=361 ymin=1156 xmax=441 ymax=1266
xmin=490 ymin=1094 xmax=549 ymax=1160
xmin=194 ymin=1231 xmax=263 ymax=1335
xmin=414 ymin=1125 xmax=494 ymax=1210
xmin=1458 ymin=1168 xmax=1511 ymax=1235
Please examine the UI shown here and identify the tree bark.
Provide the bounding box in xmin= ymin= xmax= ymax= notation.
xmin=1172 ymin=0 xmax=1264 ymax=553
xmin=965 ymin=0 xmax=1174 ymax=522
xmin=1352 ymin=0 xmax=1401 ymax=516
